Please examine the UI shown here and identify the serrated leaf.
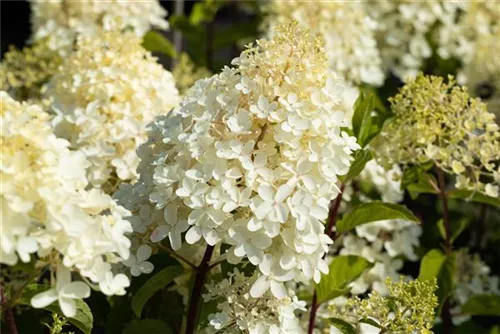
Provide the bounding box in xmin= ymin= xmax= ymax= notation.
xmin=461 ymin=295 xmax=500 ymax=316
xmin=19 ymin=284 xmax=93 ymax=334
xmin=316 ymin=256 xmax=373 ymax=304
xmin=131 ymin=265 xmax=184 ymax=317
xmin=142 ymin=31 xmax=178 ymax=59
xmin=340 ymin=150 xmax=372 ymax=182
xmin=337 ymin=202 xmax=419 ymax=234
xmin=418 ymin=249 xmax=456 ymax=312
xmin=123 ymin=319 xmax=172 ymax=334
xmin=448 ymin=190 xmax=500 ymax=209
xmin=437 ymin=217 xmax=469 ymax=244
xmin=329 ymin=318 xmax=356 ymax=334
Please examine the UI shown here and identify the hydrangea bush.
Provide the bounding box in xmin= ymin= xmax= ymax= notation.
xmin=1 ymin=1 xmax=499 ymax=334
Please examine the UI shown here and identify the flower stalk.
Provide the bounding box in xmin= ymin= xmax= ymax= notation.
xmin=1 ymin=285 xmax=18 ymax=334
xmin=185 ymin=244 xmax=215 ymax=334
xmin=308 ymin=183 xmax=346 ymax=334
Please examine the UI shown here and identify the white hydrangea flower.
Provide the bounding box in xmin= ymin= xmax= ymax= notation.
xmin=123 ymin=244 xmax=154 ymax=277
xmin=451 ymin=250 xmax=500 ymax=325
xmin=117 ymin=24 xmax=360 ymax=292
xmin=47 ymin=31 xmax=179 ymax=192
xmin=203 ymin=269 xmax=306 ymax=333
xmin=366 ymin=1 xmax=463 ymax=81
xmin=1 ymin=92 xmax=133 ymax=312
xmin=360 ymin=160 xmax=404 ymax=203
xmin=30 ymin=0 xmax=168 ymax=54
xmin=263 ymin=1 xmax=385 ymax=86
xmin=31 ymin=265 xmax=91 ymax=317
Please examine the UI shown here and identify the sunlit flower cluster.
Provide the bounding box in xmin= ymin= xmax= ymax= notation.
xmin=373 ymin=74 xmax=500 ymax=197
xmin=117 ymin=23 xmax=360 ymax=297
xmin=30 ymin=0 xmax=168 ymax=54
xmin=0 ymin=92 xmax=132 ymax=316
xmin=329 ymin=278 xmax=438 ymax=334
xmin=203 ymin=269 xmax=305 ymax=333
xmin=0 ymin=39 xmax=61 ymax=102
xmin=263 ymin=1 xmax=384 ymax=86
xmin=451 ymin=249 xmax=500 ymax=325
xmin=47 ymin=31 xmax=179 ymax=193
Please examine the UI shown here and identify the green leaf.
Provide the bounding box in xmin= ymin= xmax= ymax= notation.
xmin=19 ymin=284 xmax=93 ymax=334
xmin=406 ymin=173 xmax=439 ymax=199
xmin=329 ymin=318 xmax=356 ymax=334
xmin=142 ymin=31 xmax=178 ymax=59
xmin=437 ymin=217 xmax=469 ymax=244
xmin=359 ymin=318 xmax=382 ymax=329
xmin=448 ymin=190 xmax=500 ymax=209
xmin=131 ymin=265 xmax=184 ymax=317
xmin=316 ymin=255 xmax=373 ymax=304
xmin=352 ymin=93 xmax=375 ymax=147
xmin=340 ymin=150 xmax=373 ymax=182
xmin=401 ymin=163 xmax=435 ymax=191
xmin=462 ymin=295 xmax=500 ymax=316
xmin=123 ymin=319 xmax=173 ymax=334
xmin=418 ymin=249 xmax=455 ymax=312
xmin=189 ymin=0 xmax=224 ymax=25
xmin=337 ymin=202 xmax=419 ymax=234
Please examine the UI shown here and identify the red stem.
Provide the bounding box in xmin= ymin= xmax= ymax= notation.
xmin=1 ymin=286 xmax=18 ymax=334
xmin=185 ymin=244 xmax=215 ymax=334
xmin=436 ymin=167 xmax=453 ymax=334
xmin=308 ymin=184 xmax=345 ymax=334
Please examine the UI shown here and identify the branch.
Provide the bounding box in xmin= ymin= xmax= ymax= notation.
xmin=1 ymin=285 xmax=18 ymax=334
xmin=185 ymin=244 xmax=215 ymax=334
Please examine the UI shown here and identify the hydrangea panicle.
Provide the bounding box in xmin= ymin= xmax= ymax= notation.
xmin=1 ymin=92 xmax=132 ymax=316
xmin=117 ymin=23 xmax=360 ymax=298
xmin=372 ymin=74 xmax=500 ymax=197
xmin=47 ymin=31 xmax=180 ymax=192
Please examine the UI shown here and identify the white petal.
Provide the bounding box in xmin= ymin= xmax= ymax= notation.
xmin=202 ymin=228 xmax=219 ymax=246
xmin=247 ymin=218 xmax=262 ymax=231
xmin=151 ymin=225 xmax=170 ymax=243
xmin=136 ymin=245 xmax=152 ymax=262
xmin=222 ymin=201 xmax=238 ymax=213
xmin=254 ymin=203 xmax=273 ymax=220
xmin=59 ymin=296 xmax=77 ymax=317
xmin=245 ymin=243 xmax=263 ymax=265
xmin=310 ymin=206 xmax=328 ymax=220
xmin=259 ymin=254 xmax=273 ymax=276
xmin=258 ymin=184 xmax=274 ymax=202
xmin=270 ymin=280 xmax=287 ymax=299
xmin=163 ymin=203 xmax=178 ymax=225
xmin=279 ymin=254 xmax=297 ymax=270
xmin=185 ymin=226 xmax=202 ymax=244
xmin=31 ymin=289 xmax=58 ymax=309
xmin=275 ymin=184 xmax=294 ymax=202
xmin=168 ymin=231 xmax=183 ymax=251
xmin=60 ymin=282 xmax=91 ymax=299
xmin=140 ymin=261 xmax=154 ymax=274
xmin=233 ymin=244 xmax=247 ymax=257
xmin=250 ymin=275 xmax=270 ymax=298
xmin=274 ymin=204 xmax=289 ymax=223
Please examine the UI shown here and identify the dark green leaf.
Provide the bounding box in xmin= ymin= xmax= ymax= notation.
xmin=359 ymin=318 xmax=382 ymax=328
xmin=340 ymin=150 xmax=373 ymax=182
xmin=337 ymin=202 xmax=419 ymax=234
xmin=401 ymin=163 xmax=435 ymax=191
xmin=448 ymin=190 xmax=500 ymax=209
xmin=123 ymin=319 xmax=172 ymax=334
xmin=131 ymin=265 xmax=184 ymax=317
xmin=329 ymin=318 xmax=356 ymax=334
xmin=142 ymin=31 xmax=178 ymax=59
xmin=418 ymin=249 xmax=455 ymax=312
xmin=462 ymin=295 xmax=500 ymax=316
xmin=352 ymin=93 xmax=375 ymax=147
xmin=437 ymin=217 xmax=469 ymax=244
xmin=406 ymin=173 xmax=439 ymax=199
xmin=213 ymin=22 xmax=259 ymax=49
xmin=316 ymin=255 xmax=373 ymax=304
xmin=19 ymin=284 xmax=93 ymax=334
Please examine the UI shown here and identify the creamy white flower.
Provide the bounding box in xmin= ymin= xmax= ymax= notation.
xmin=47 ymin=31 xmax=179 ymax=192
xmin=123 ymin=245 xmax=154 ymax=277
xmin=117 ymin=24 xmax=359 ymax=289
xmin=31 ymin=0 xmax=168 ymax=54
xmin=264 ymin=1 xmax=385 ymax=86
xmin=360 ymin=161 xmax=404 ymax=203
xmin=31 ymin=266 xmax=91 ymax=317
xmin=1 ymin=92 xmax=132 ymax=298
xmin=204 ymin=269 xmax=306 ymax=333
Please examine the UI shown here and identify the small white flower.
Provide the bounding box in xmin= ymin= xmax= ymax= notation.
xmin=123 ymin=245 xmax=154 ymax=277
